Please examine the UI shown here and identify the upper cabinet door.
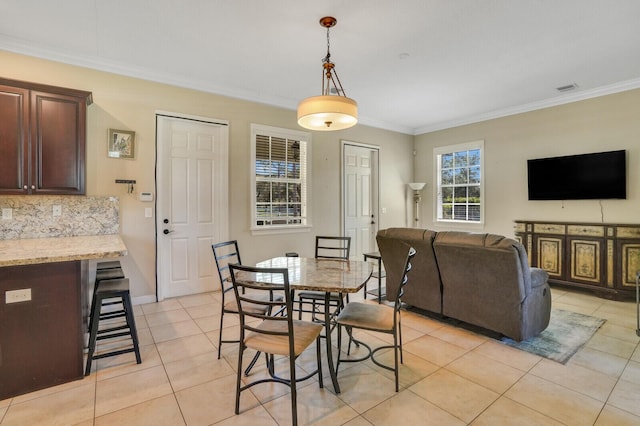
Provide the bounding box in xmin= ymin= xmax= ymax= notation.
xmin=30 ymin=91 xmax=87 ymax=195
xmin=0 ymin=77 xmax=91 ymax=195
xmin=0 ymin=85 xmax=30 ymax=194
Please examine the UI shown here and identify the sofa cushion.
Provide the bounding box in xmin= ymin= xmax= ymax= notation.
xmin=434 ymin=231 xmax=532 ymax=339
xmin=377 ymin=228 xmax=441 ymax=313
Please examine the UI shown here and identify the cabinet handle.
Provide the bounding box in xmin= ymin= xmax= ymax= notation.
xmin=23 ymin=185 xmax=28 ymax=190
xmin=31 ymin=185 xmax=35 ymax=189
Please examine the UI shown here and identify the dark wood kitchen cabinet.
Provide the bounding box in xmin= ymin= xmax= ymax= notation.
xmin=0 ymin=77 xmax=92 ymax=195
xmin=0 ymin=261 xmax=84 ymax=400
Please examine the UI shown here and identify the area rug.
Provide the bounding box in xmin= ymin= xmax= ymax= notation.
xmin=500 ymin=309 xmax=606 ymax=364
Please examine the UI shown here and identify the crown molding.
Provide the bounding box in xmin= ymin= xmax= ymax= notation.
xmin=414 ymin=78 xmax=640 ymax=135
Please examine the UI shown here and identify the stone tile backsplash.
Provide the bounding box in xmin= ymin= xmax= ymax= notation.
xmin=0 ymin=196 xmax=119 ymax=240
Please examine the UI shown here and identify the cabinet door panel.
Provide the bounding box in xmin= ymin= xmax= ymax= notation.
xmin=0 ymin=85 xmax=29 ymax=194
xmin=617 ymin=241 xmax=640 ymax=290
xmin=568 ymin=238 xmax=604 ymax=285
xmin=31 ymin=91 xmax=86 ymax=194
xmin=534 ymin=235 xmax=564 ymax=279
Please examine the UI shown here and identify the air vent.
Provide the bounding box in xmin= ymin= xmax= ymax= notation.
xmin=556 ymin=83 xmax=578 ymax=92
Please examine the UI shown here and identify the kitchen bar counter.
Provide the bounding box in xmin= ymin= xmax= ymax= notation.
xmin=0 ymin=234 xmax=127 ymax=399
xmin=0 ymin=234 xmax=127 ymax=267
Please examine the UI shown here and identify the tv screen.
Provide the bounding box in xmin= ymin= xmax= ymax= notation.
xmin=527 ymin=150 xmax=626 ymax=200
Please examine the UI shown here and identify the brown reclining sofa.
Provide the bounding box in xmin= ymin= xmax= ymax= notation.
xmin=377 ymin=227 xmax=551 ymax=341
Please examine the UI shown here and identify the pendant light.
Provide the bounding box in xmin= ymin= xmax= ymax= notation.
xmin=297 ymin=16 xmax=358 ymax=131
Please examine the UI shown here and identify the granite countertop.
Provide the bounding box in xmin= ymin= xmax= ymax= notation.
xmin=0 ymin=234 xmax=127 ymax=267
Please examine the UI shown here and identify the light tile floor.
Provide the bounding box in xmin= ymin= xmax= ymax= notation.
xmin=1 ymin=287 xmax=640 ymax=425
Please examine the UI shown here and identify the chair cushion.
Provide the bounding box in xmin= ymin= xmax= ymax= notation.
xmin=336 ymin=302 xmax=394 ymax=332
xmin=245 ymin=319 xmax=323 ymax=356
xmin=224 ymin=293 xmax=284 ymax=314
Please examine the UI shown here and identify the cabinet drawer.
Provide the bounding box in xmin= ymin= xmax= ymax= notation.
xmin=514 ymin=222 xmax=527 ymax=233
xmin=567 ymin=225 xmax=605 ymax=237
xmin=534 ymin=223 xmax=565 ymax=235
xmin=617 ymin=227 xmax=640 ymax=239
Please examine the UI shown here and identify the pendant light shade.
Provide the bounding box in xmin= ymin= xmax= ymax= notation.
xmin=297 ymin=17 xmax=358 ymax=131
xmin=297 ymin=95 xmax=357 ymax=131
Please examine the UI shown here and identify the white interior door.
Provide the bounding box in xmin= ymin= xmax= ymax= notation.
xmin=156 ymin=114 xmax=228 ymax=300
xmin=343 ymin=142 xmax=379 ymax=259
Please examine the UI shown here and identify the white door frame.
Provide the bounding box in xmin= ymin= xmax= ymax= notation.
xmin=341 ymin=140 xmax=380 ymax=257
xmin=155 ymin=111 xmax=229 ymax=301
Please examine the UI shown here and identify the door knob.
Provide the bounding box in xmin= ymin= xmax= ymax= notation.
xmin=163 ymin=218 xmax=169 ymax=224
xmin=163 ymin=229 xmax=174 ymax=235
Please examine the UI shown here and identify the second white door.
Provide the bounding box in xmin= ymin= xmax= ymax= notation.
xmin=343 ymin=142 xmax=379 ymax=259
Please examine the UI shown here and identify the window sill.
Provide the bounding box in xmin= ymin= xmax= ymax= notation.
xmin=250 ymin=225 xmax=312 ymax=236
xmin=434 ymin=220 xmax=485 ymax=232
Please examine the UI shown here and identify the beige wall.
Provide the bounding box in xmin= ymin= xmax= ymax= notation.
xmin=1 ymin=50 xmax=414 ymax=301
xmin=414 ymin=89 xmax=640 ymax=238
xmin=6 ymin=49 xmax=637 ymax=301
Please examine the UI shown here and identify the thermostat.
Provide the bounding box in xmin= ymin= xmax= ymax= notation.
xmin=139 ymin=192 xmax=154 ymax=202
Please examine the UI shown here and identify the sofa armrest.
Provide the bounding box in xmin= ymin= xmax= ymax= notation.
xmin=530 ymin=267 xmax=549 ymax=289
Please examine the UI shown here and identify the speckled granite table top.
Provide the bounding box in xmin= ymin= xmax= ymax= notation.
xmin=0 ymin=234 xmax=127 ymax=267
xmin=243 ymin=257 xmax=373 ymax=292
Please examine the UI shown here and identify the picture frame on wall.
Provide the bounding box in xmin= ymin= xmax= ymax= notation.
xmin=107 ymin=129 xmax=136 ymax=159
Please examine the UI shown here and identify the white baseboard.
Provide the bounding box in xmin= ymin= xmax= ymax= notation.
xmin=132 ymin=294 xmax=157 ymax=306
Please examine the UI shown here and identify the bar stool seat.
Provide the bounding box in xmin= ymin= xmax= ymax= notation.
xmin=85 ymin=278 xmax=141 ymax=376
xmin=97 ymin=260 xmax=122 ymax=270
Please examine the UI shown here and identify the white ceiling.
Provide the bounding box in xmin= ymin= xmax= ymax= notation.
xmin=2 ymin=0 xmax=640 ymax=135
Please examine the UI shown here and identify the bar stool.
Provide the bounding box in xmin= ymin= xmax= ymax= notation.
xmin=85 ymin=277 xmax=141 ymax=375
xmin=88 ymin=267 xmax=126 ymax=334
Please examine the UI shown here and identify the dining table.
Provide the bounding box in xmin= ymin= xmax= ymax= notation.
xmin=246 ymin=256 xmax=373 ymax=393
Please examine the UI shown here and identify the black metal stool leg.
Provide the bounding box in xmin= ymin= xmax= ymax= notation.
xmin=85 ymin=278 xmax=141 ymax=376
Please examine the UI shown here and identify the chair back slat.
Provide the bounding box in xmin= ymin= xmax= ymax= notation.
xmin=212 ymin=240 xmax=242 ymax=293
xmin=315 ymin=236 xmax=351 ymax=260
xmin=229 ymin=263 xmax=294 ymax=338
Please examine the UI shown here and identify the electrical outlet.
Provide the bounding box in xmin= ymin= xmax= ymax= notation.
xmin=2 ymin=208 xmax=12 ymax=220
xmin=6 ymin=289 xmax=32 ymax=304
xmin=52 ymin=205 xmax=62 ymax=216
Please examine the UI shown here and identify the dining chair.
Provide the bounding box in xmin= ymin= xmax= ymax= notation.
xmin=212 ymin=241 xmax=284 ymax=363
xmin=229 ymin=263 xmax=323 ymax=426
xmin=335 ymin=244 xmax=416 ymax=392
xmin=296 ymin=236 xmax=351 ymax=321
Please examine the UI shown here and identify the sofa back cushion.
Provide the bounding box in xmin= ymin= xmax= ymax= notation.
xmin=377 ymin=228 xmax=442 ymax=313
xmin=433 ymin=231 xmax=531 ymax=335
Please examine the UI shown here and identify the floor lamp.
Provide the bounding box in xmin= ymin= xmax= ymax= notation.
xmin=408 ymin=183 xmax=426 ymax=228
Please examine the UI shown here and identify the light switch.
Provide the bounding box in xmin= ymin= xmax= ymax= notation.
xmin=1 ymin=208 xmax=12 ymax=220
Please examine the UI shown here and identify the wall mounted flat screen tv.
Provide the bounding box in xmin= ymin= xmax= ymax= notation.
xmin=527 ymin=150 xmax=626 ymax=200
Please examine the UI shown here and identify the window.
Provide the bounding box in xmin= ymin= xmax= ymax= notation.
xmin=251 ymin=124 xmax=311 ymax=233
xmin=434 ymin=140 xmax=484 ymax=224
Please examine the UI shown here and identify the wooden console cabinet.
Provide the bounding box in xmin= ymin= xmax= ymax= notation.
xmin=0 ymin=77 xmax=92 ymax=195
xmin=515 ymin=220 xmax=640 ymax=300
